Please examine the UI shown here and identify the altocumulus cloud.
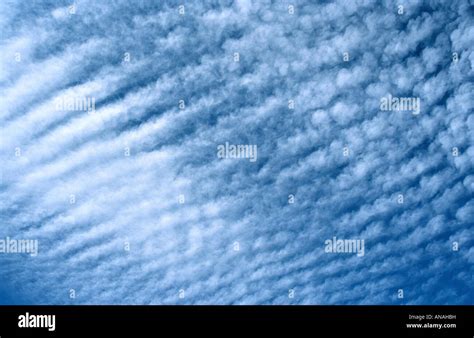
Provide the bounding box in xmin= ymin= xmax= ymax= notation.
xmin=0 ymin=0 xmax=473 ymax=304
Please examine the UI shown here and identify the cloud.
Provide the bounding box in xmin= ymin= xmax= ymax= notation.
xmin=0 ymin=0 xmax=472 ymax=305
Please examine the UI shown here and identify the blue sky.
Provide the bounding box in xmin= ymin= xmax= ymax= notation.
xmin=0 ymin=0 xmax=473 ymax=304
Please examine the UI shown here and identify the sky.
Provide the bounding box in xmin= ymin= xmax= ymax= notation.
xmin=0 ymin=0 xmax=473 ymax=305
